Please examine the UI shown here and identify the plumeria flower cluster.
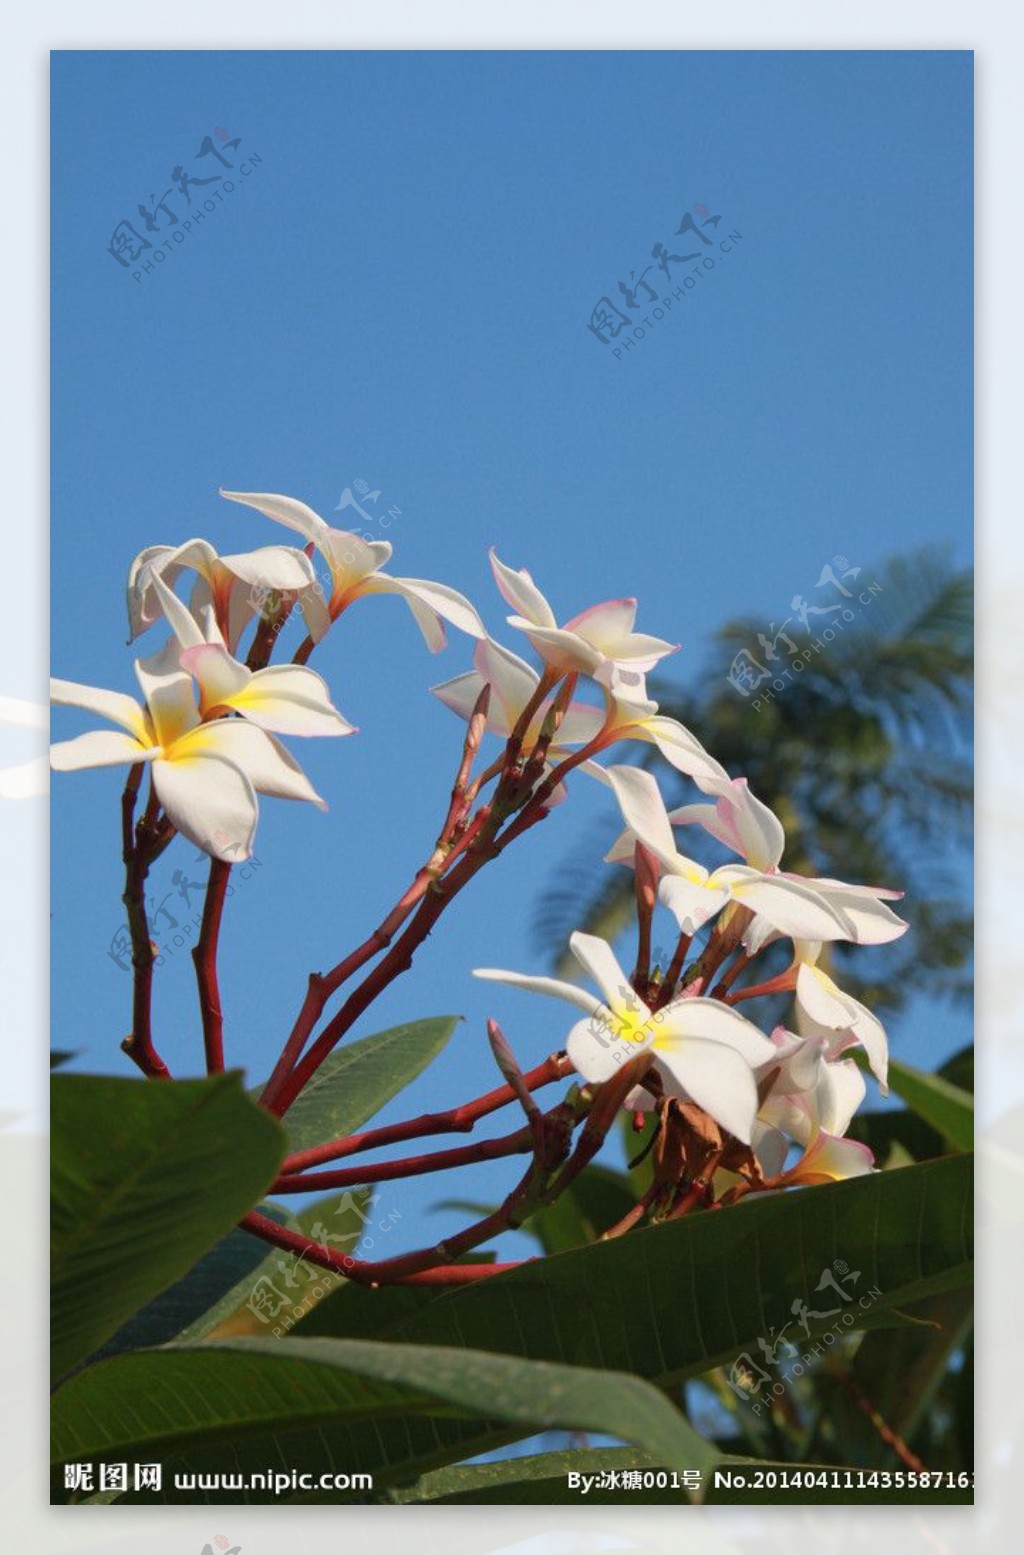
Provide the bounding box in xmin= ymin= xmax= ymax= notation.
xmin=52 ymin=494 xmax=909 ymax=1279
xmin=51 ymin=490 xmax=485 ymax=861
xmin=447 ymin=556 xmax=907 ymax=1206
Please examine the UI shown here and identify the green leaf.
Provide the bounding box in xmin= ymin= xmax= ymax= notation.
xmin=274 ymin=1016 xmax=460 ymax=1152
xmin=882 ymin=1057 xmax=973 ymax=1151
xmin=51 ymin=1336 xmax=719 ymax=1503
xmin=51 ymin=1072 xmax=285 ymax=1381
xmin=371 ymin=1154 xmax=973 ymax=1386
xmin=96 ymin=1206 xmax=298 ymax=1356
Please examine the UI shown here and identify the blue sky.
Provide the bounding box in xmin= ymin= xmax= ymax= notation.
xmin=50 ymin=49 xmax=972 ymax=1256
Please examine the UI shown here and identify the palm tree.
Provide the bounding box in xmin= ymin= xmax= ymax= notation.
xmin=535 ymin=546 xmax=973 ymax=1019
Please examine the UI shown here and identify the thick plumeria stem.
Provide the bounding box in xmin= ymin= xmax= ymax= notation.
xmin=272 ymin=1120 xmax=535 ymax=1194
xmin=192 ymin=859 xmax=232 ymax=1073
xmin=655 ymin=929 xmax=693 ymax=1006
xmin=435 ymin=685 xmax=491 ymax=853
xmin=240 ymin=1208 xmax=521 ymax=1287
xmin=245 ymin=598 xmax=296 ymax=671
xmin=599 ymin=1179 xmax=666 ymax=1240
xmin=279 ymin=1052 xmax=572 ymax=1174
xmin=631 ymin=841 xmax=659 ymax=996
xmin=120 ymin=779 xmax=174 ymax=1080
xmin=711 ymin=948 xmax=753 ymax=999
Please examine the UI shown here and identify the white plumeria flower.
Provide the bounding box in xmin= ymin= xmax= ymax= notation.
xmin=435 ymin=641 xmax=727 ymax=795
xmin=220 ymin=490 xmax=485 ymax=651
xmin=603 ymin=766 xmax=857 ymax=943
xmin=743 ymin=1028 xmax=874 ymax=1184
xmin=432 ymin=637 xmax=606 ymax=758
xmin=475 ymin=930 xmax=777 ymax=1144
xmin=791 ymin=942 xmax=889 ymax=1091
xmin=128 ymin=538 xmax=321 ymax=654
xmin=749 ymin=1116 xmax=875 ymax=1185
xmin=757 ymin=1027 xmax=866 ymax=1144
xmin=50 ymin=649 xmax=329 ymax=862
xmin=489 ymin=550 xmax=678 ymax=699
xmin=150 ymin=571 xmax=355 ymax=740
xmin=668 ymin=774 xmax=908 ymax=945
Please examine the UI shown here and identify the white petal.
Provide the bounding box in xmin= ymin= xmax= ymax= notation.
xmin=431 ymin=670 xmax=499 ymax=728
xmin=641 ymin=718 xmax=728 ymax=783
xmin=371 ymin=574 xmax=485 ymax=644
xmin=473 ymin=638 xmax=540 ymax=725
xmin=563 ymin=598 xmax=637 ymax=649
xmin=176 ymin=720 xmax=327 ymax=808
xmin=152 ymin=752 xmax=257 ymax=861
xmin=241 ymin=664 xmax=354 ymax=737
xmin=50 ymin=730 xmax=151 ymax=772
xmin=515 ymin=622 xmax=603 ymax=677
xmin=566 ymin=1013 xmax=652 ymax=1084
xmin=600 ymin=764 xmax=678 ymax=858
xmin=324 ymin=529 xmax=392 ymax=585
xmin=815 ymin=1056 xmax=867 ymax=1137
xmin=719 ymin=867 xmax=855 ymax=941
xmin=489 ymin=550 xmax=557 ymax=627
xmin=127 ymin=540 xmax=217 ymax=639
xmin=150 ymin=570 xmax=205 ymax=649
xmin=793 ymin=1132 xmax=875 ymax=1182
xmin=694 ymin=777 xmax=785 ymax=870
xmin=790 ymin=876 xmax=909 ymax=944
xmin=795 ymin=963 xmax=889 ymax=1090
xmin=298 ymin=582 xmax=332 ymax=644
xmin=51 ymin=678 xmax=148 ymax=741
xmin=220 ymin=545 xmax=319 ymax=593
xmin=220 ymin=488 xmax=330 ymax=549
xmin=554 ymin=701 xmax=607 ymax=746
xmin=659 ymin=1039 xmax=761 ymax=1145
xmin=751 ymin=1120 xmax=790 ymax=1177
xmin=134 ymin=644 xmax=201 ymax=748
xmin=658 ymin=873 xmax=727 ymax=934
xmin=472 ymin=967 xmax=603 ymax=1019
xmin=655 ymin=997 xmax=777 ymax=1066
xmin=569 ymin=931 xmax=642 ymax=1018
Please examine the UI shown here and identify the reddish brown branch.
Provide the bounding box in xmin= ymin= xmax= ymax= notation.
xmin=279 ymin=1052 xmax=572 ymax=1174
xmin=192 ymin=859 xmax=232 ymax=1073
xmin=271 ymin=1121 xmax=534 ymax=1194
xmin=119 ymin=778 xmax=171 ymax=1081
xmin=240 ymin=1208 xmax=521 ymax=1287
